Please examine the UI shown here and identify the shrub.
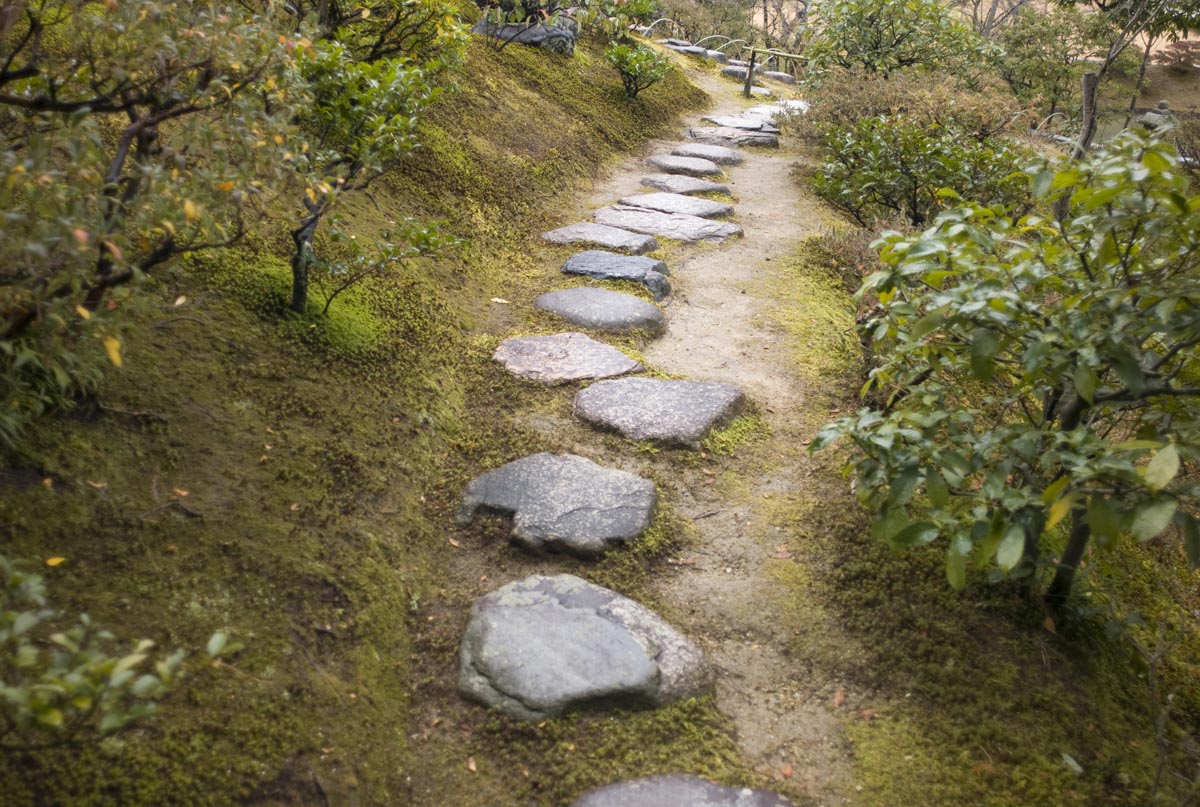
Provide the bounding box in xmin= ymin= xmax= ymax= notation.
xmin=605 ymin=42 xmax=670 ymax=99
xmin=812 ymin=115 xmax=1034 ymax=227
xmin=805 ymin=0 xmax=993 ymax=80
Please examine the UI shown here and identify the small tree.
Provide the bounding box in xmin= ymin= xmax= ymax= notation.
xmin=813 ymin=129 xmax=1200 ymax=606
xmin=605 ymin=42 xmax=669 ymax=99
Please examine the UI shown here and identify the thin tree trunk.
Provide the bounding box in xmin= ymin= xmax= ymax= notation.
xmin=744 ymin=49 xmax=756 ymax=99
xmin=1072 ymin=71 xmax=1100 ymax=161
xmin=290 ymin=218 xmax=318 ymax=315
xmin=1047 ymin=506 xmax=1091 ymax=607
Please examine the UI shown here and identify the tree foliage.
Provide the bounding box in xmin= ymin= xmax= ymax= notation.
xmin=605 ymin=41 xmax=670 ymax=99
xmin=813 ymin=130 xmax=1200 ymax=605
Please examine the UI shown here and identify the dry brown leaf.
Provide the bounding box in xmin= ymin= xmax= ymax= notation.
xmin=173 ymin=488 xmax=189 ymax=497
xmin=448 ymin=538 xmax=461 ymax=548
xmin=289 ymin=503 xmax=300 ymax=512
xmin=1043 ymin=616 xmax=1057 ymax=634
xmin=833 ymin=689 xmax=846 ymax=708
xmin=779 ymin=764 xmax=793 ymax=779
xmin=466 ymin=757 xmax=477 ymax=772
xmin=86 ymin=480 xmax=107 ymax=489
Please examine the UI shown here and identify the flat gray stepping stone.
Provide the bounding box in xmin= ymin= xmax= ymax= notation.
xmin=493 ymin=332 xmax=640 ymax=384
xmin=749 ymin=86 xmax=773 ymax=97
xmin=671 ymin=142 xmax=743 ymax=165
xmin=705 ymin=50 xmax=728 ymax=63
xmin=680 ymin=45 xmax=707 ymax=55
xmin=660 ymin=38 xmax=691 ymax=46
xmin=647 ymin=154 xmax=722 ymax=177
xmin=594 ymin=205 xmax=742 ymax=243
xmin=574 ymin=378 xmax=745 ymax=447
xmin=763 ymin=70 xmax=797 ymax=84
xmin=728 ymin=58 xmax=749 ymax=67
xmin=687 ymin=126 xmax=779 ymax=148
xmin=618 ymin=192 xmax=732 ymax=219
xmin=535 ymin=288 xmax=665 ymax=334
xmin=562 ymin=250 xmax=672 ymax=301
xmin=459 ymin=574 xmax=711 ymax=719
xmin=703 ymin=114 xmax=769 ymax=130
xmin=570 ymin=776 xmax=795 ymax=807
xmin=640 ymin=173 xmax=731 ymax=195
xmin=543 ymin=222 xmax=659 ymax=255
xmin=457 ymin=454 xmax=656 ymax=556
xmin=721 ymin=65 xmax=762 ymax=80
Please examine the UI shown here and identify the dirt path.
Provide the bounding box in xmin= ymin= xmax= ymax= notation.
xmin=584 ymin=70 xmax=860 ymax=805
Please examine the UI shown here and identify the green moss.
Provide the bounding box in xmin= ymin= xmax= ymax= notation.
xmin=702 ymin=413 xmax=770 ymax=456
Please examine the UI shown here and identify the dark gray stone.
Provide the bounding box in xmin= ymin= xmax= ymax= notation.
xmin=640 ymin=174 xmax=731 ymax=195
xmin=493 ymin=332 xmax=641 ymax=384
xmin=471 ymin=18 xmax=577 ymax=55
xmin=594 ymin=205 xmax=742 ymax=243
xmin=680 ymin=45 xmax=707 ymax=55
xmin=535 ymin=288 xmax=665 ymax=335
xmin=570 ymin=776 xmax=796 ymax=807
xmin=705 ymin=50 xmax=729 ymax=64
xmin=458 ymin=454 xmax=656 ymax=557
xmin=647 ymin=154 xmax=723 ymax=177
xmin=727 ymin=58 xmax=749 ymax=67
xmin=618 ymin=192 xmax=733 ymax=219
xmin=543 ymin=222 xmax=659 ymax=254
xmin=661 ymin=38 xmax=691 ymax=47
xmin=561 ymin=250 xmax=672 ymax=301
xmin=686 ymin=126 xmax=779 ymax=148
xmin=459 ymin=574 xmax=711 ymax=719
xmin=720 ymin=66 xmax=763 ymax=82
xmin=762 ymin=70 xmax=797 ymax=84
xmin=671 ymin=143 xmax=743 ymax=165
xmin=574 ymin=378 xmax=746 ymax=447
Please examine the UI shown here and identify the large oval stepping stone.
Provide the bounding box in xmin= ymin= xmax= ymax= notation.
xmin=459 ymin=574 xmax=711 ymax=719
xmin=594 ymin=205 xmax=742 ymax=243
xmin=562 ymin=250 xmax=672 ymax=301
xmin=640 ymin=174 xmax=731 ymax=195
xmin=535 ymin=288 xmax=665 ymax=335
xmin=686 ymin=126 xmax=779 ymax=148
xmin=647 ymin=154 xmax=722 ymax=177
xmin=763 ymin=70 xmax=797 ymax=84
xmin=721 ymin=65 xmax=762 ymax=80
xmin=543 ymin=222 xmax=659 ymax=255
xmin=570 ymin=776 xmax=795 ymax=807
xmin=457 ymin=454 xmax=656 ymax=557
xmin=670 ymin=142 xmax=743 ymax=165
xmin=574 ymin=378 xmax=745 ymax=447
xmin=493 ymin=332 xmax=641 ymax=384
xmin=748 ymin=86 xmax=773 ymax=98
xmin=618 ymin=192 xmax=732 ymax=219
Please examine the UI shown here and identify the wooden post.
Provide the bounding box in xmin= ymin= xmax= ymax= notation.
xmin=744 ymin=49 xmax=756 ymax=99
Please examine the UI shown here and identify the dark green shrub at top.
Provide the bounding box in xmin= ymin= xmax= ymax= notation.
xmin=605 ymin=42 xmax=670 ymax=99
xmin=812 ymin=115 xmax=1034 ymax=227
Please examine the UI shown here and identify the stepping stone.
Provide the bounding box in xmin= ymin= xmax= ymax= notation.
xmin=749 ymin=86 xmax=773 ymax=97
xmin=763 ymin=70 xmax=797 ymax=84
xmin=574 ymin=378 xmax=745 ymax=447
xmin=458 ymin=454 xmax=656 ymax=557
xmin=562 ymin=250 xmax=672 ymax=301
xmin=647 ymin=154 xmax=722 ymax=177
xmin=618 ymin=192 xmax=733 ymax=219
xmin=570 ymin=776 xmax=796 ymax=807
xmin=721 ymin=65 xmax=762 ymax=80
xmin=680 ymin=45 xmax=707 ymax=56
xmin=459 ymin=574 xmax=711 ymax=719
xmin=686 ymin=126 xmax=779 ymax=148
xmin=660 ymin=38 xmax=691 ymax=47
xmin=493 ymin=332 xmax=640 ymax=384
xmin=671 ymin=142 xmax=743 ymax=165
xmin=543 ymin=222 xmax=658 ymax=255
xmin=705 ymin=49 xmax=728 ymax=63
xmin=728 ymin=58 xmax=749 ymax=67
xmin=535 ymin=288 xmax=665 ymax=335
xmin=640 ymin=173 xmax=731 ymax=196
xmin=594 ymin=205 xmax=742 ymax=244
xmin=702 ymin=114 xmax=769 ymax=130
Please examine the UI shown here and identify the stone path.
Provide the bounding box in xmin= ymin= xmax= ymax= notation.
xmin=445 ymin=58 xmax=845 ymax=806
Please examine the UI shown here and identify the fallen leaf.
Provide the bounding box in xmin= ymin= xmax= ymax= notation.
xmin=264 ymin=444 xmax=272 ymax=451
xmin=448 ymin=538 xmax=461 ymax=548
xmin=75 ymin=305 xmax=91 ymax=320
xmin=779 ymin=764 xmax=793 ymax=779
xmin=290 ymin=503 xmax=300 ymax=511
xmin=86 ymin=480 xmax=107 ymax=489
xmin=430 ymin=717 xmax=442 ymax=727
xmin=173 ymin=295 xmax=187 ymax=307
xmin=173 ymin=488 xmax=189 ymax=497
xmin=466 ymin=757 xmax=477 ymax=773
xmin=480 ymin=575 xmax=488 ymax=582
xmin=490 ymin=297 xmax=510 ymax=304
xmin=1043 ymin=616 xmax=1057 ymax=634
xmin=265 ymin=427 xmax=275 ymax=434
xmin=259 ymin=454 xmax=268 ymax=463
xmin=45 ymin=557 xmax=66 ymax=567
xmin=971 ymin=762 xmax=995 ymax=775
xmin=166 ymin=545 xmax=177 ymax=553
xmin=859 ymin=708 xmax=876 ymax=722
xmin=42 ymin=478 xmax=53 ymax=490
xmin=321 ymin=746 xmax=335 ymax=754
xmin=521 ymin=767 xmax=530 ymax=778
xmin=833 ymin=689 xmax=846 ymax=708
xmin=102 ymin=335 xmax=123 ymax=368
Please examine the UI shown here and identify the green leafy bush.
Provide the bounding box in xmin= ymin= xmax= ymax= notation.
xmin=0 ymin=556 xmax=191 ymax=748
xmin=605 ymin=42 xmax=670 ymax=99
xmin=805 ymin=0 xmax=993 ymax=80
xmin=812 ymin=129 xmax=1200 ymax=604
xmin=812 ymin=115 xmax=1033 ymax=227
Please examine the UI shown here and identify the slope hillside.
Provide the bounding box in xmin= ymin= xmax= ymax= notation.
xmin=0 ymin=36 xmax=707 ymax=806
